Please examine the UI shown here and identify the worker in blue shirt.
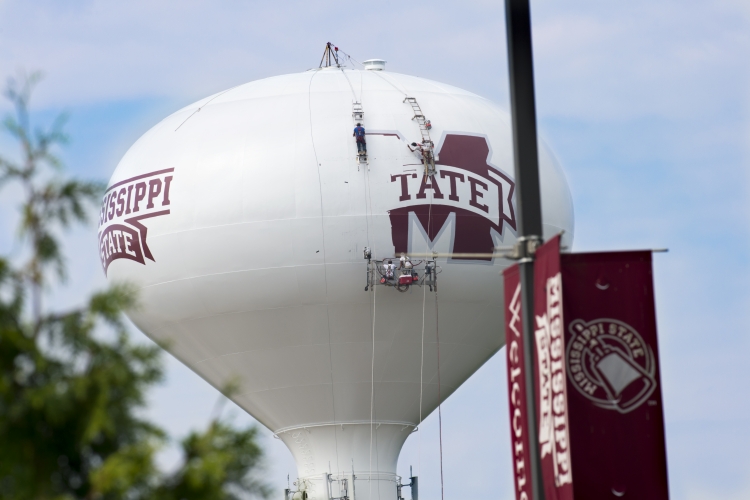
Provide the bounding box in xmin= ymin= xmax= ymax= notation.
xmin=353 ymin=123 xmax=366 ymax=155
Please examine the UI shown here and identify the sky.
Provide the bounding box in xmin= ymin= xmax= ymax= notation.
xmin=1 ymin=0 xmax=749 ymax=498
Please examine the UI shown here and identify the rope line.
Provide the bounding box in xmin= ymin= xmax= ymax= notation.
xmin=375 ymin=71 xmax=410 ymax=97
xmin=336 ymin=56 xmax=379 ymax=495
xmin=418 ymin=270 xmax=427 ymax=480
xmin=403 ymin=72 xmax=434 ymax=490
xmin=364 ymin=161 xmax=375 ymax=247
xmin=399 ymin=73 xmax=442 ymax=496
xmin=308 ymin=69 xmax=341 ymax=476
xmin=417 ymin=186 xmax=435 ymax=483
xmin=339 ymin=66 xmax=360 ymax=103
xmin=340 ymin=67 xmax=372 ymax=247
xmin=368 ymin=282 xmax=377 ymax=500
xmin=369 ymin=182 xmax=385 ymax=499
xmin=336 ymin=63 xmax=373 ymax=253
xmin=340 ymin=48 xmax=408 ymax=98
xmin=174 ymin=84 xmax=240 ymax=131
xmin=332 ymin=53 xmax=442 ymax=500
xmin=435 ymin=286 xmax=444 ymax=500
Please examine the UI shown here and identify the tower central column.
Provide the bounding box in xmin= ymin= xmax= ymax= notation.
xmin=276 ymin=422 xmax=415 ymax=500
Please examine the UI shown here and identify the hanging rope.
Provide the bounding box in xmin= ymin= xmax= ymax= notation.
xmin=339 ymin=66 xmax=360 ymax=103
xmin=334 ymin=48 xmax=364 ymax=99
xmin=338 ymin=58 xmax=379 ymax=497
xmin=394 ymin=68 xmax=434 ymax=491
xmin=368 ymin=282 xmax=377 ymax=500
xmin=435 ymin=286 xmax=445 ymax=500
xmin=336 ymin=66 xmax=372 ymax=251
xmin=417 ymin=170 xmax=437 ymax=491
xmin=334 ymin=51 xmax=441 ymax=498
xmin=418 ymin=269 xmax=427 ymax=478
xmin=308 ymin=69 xmax=341 ymax=476
xmin=338 ymin=48 xmax=408 ymax=98
xmin=174 ymin=84 xmax=241 ymax=131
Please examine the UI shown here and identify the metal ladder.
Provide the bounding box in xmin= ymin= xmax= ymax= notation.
xmin=352 ymin=101 xmax=368 ymax=170
xmin=404 ymin=97 xmax=436 ymax=177
xmin=352 ymin=102 xmax=364 ymax=123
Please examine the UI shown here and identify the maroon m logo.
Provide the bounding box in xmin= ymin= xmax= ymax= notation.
xmin=388 ymin=134 xmax=516 ymax=260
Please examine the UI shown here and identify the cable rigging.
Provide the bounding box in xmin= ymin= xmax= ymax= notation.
xmin=320 ymin=42 xmax=446 ymax=500
xmin=307 ymin=68 xmax=342 ymax=482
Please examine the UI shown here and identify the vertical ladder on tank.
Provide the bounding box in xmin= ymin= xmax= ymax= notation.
xmin=352 ymin=101 xmax=368 ymax=170
xmin=403 ymin=97 xmax=436 ymax=177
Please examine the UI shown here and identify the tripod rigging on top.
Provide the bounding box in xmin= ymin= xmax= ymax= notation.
xmin=320 ymin=42 xmax=341 ymax=68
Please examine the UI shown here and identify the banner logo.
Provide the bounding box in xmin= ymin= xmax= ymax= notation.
xmin=97 ymin=168 xmax=174 ymax=275
xmin=388 ymin=134 xmax=515 ymax=260
xmin=566 ymin=318 xmax=657 ymax=413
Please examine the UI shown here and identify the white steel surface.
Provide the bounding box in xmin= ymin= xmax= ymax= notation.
xmin=101 ymin=67 xmax=574 ymax=500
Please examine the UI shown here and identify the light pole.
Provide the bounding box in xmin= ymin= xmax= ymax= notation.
xmin=505 ymin=1 xmax=545 ymax=499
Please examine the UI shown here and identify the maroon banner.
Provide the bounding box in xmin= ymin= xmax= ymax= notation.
xmin=561 ymin=251 xmax=669 ymax=499
xmin=504 ymin=264 xmax=533 ymax=500
xmin=504 ymin=241 xmax=668 ymax=499
xmin=533 ymin=236 xmax=574 ymax=500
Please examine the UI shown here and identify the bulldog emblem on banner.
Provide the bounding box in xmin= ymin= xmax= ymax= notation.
xmin=503 ymin=237 xmax=670 ymax=500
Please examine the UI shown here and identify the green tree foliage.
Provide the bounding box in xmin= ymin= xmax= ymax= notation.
xmin=0 ymin=73 xmax=269 ymax=500
xmin=150 ymin=422 xmax=266 ymax=500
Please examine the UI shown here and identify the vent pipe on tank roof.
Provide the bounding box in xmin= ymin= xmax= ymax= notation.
xmin=362 ymin=59 xmax=386 ymax=71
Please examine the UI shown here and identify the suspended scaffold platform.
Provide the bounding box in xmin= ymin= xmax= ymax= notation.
xmin=363 ymin=247 xmax=439 ymax=293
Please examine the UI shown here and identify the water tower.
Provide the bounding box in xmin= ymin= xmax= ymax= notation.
xmin=98 ymin=57 xmax=573 ymax=500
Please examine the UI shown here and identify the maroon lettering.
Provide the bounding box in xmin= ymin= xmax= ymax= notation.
xmin=99 ymin=168 xmax=175 ymax=275
xmin=468 ymin=177 xmax=489 ymax=213
xmin=99 ymin=237 xmax=106 ymax=262
xmin=112 ymin=230 xmax=123 ymax=253
xmin=107 ymin=232 xmax=116 ymax=257
xmin=147 ymin=179 xmax=162 ymax=209
xmin=125 ymin=185 xmax=134 ymax=214
xmin=416 ymin=175 xmax=444 ymax=200
xmin=509 ymin=341 xmax=520 ymax=364
xmin=515 ymin=455 xmax=527 ymax=488
xmin=115 ymin=188 xmax=126 ymax=217
xmin=107 ymin=192 xmax=116 ymax=220
xmin=162 ymin=176 xmax=173 ymax=206
xmin=132 ymin=182 xmax=147 ymax=212
xmin=512 ymin=407 xmax=523 ymax=438
xmin=388 ymin=134 xmax=516 ymax=262
xmin=391 ymin=173 xmax=417 ymax=201
xmin=98 ymin=224 xmax=146 ymax=274
xmin=99 ymin=196 xmax=107 ymax=226
xmin=439 ymin=170 xmax=464 ymax=201
xmin=123 ymin=231 xmax=136 ymax=256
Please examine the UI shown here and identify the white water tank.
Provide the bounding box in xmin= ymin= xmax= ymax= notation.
xmin=98 ymin=66 xmax=573 ymax=500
